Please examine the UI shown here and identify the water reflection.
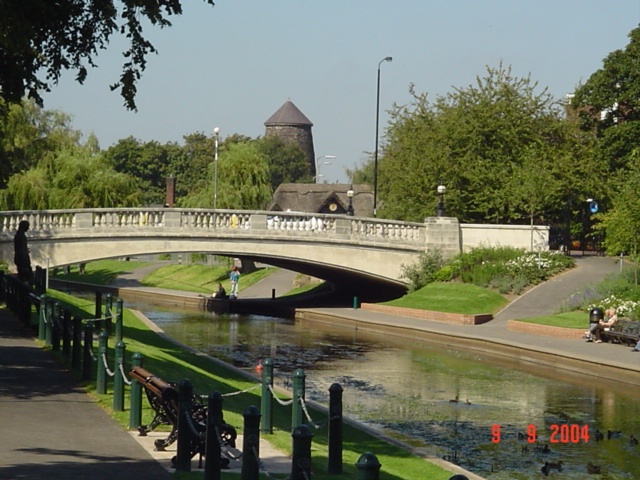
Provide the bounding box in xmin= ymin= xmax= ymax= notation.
xmin=138 ymin=304 xmax=640 ymax=479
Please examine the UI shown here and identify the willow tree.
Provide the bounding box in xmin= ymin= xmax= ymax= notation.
xmin=378 ymin=64 xmax=593 ymax=225
xmin=179 ymin=141 xmax=272 ymax=210
xmin=0 ymin=146 xmax=140 ymax=210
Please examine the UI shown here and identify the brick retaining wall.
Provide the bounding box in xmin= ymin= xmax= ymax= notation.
xmin=507 ymin=320 xmax=584 ymax=339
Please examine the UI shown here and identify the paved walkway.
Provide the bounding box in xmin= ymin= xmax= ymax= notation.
xmin=1 ymin=255 xmax=636 ymax=479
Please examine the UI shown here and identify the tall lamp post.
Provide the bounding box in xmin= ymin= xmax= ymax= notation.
xmin=346 ymin=185 xmax=355 ymax=216
xmin=213 ymin=127 xmax=220 ymax=211
xmin=436 ymin=184 xmax=446 ymax=217
xmin=373 ymin=56 xmax=393 ymax=217
xmin=315 ymin=155 xmax=336 ymax=183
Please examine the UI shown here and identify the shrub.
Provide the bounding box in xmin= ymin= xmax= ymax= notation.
xmin=401 ymin=250 xmax=446 ymax=292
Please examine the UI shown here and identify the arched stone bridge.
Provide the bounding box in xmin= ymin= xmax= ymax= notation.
xmin=0 ymin=208 xmax=548 ymax=300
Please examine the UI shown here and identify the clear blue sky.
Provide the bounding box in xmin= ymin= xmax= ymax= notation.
xmin=43 ymin=1 xmax=640 ymax=184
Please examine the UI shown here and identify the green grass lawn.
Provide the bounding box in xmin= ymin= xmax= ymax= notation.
xmin=514 ymin=310 xmax=586 ymax=329
xmin=51 ymin=259 xmax=279 ymax=295
xmin=383 ymin=282 xmax=508 ymax=315
xmin=50 ymin=259 xmax=152 ymax=284
xmin=44 ymin=289 xmax=455 ymax=480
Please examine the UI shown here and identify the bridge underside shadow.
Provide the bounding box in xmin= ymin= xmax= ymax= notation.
xmin=237 ymin=255 xmax=407 ymax=303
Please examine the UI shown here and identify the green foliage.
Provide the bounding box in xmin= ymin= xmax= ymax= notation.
xmin=0 ymin=145 xmax=140 ymax=210
xmin=255 ymin=136 xmax=313 ymax=190
xmin=403 ymin=247 xmax=575 ymax=295
xmin=379 ymin=63 xmax=585 ymax=224
xmin=0 ymin=1 xmax=215 ymax=110
xmin=179 ymin=141 xmax=272 ymax=209
xmin=400 ymin=250 xmax=446 ymax=292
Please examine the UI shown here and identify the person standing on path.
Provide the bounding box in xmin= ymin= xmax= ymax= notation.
xmin=229 ymin=266 xmax=240 ymax=297
xmin=14 ymin=220 xmax=33 ymax=285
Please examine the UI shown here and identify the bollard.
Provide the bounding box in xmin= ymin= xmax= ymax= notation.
xmin=241 ymin=405 xmax=261 ymax=480
xmin=115 ymin=298 xmax=124 ymax=342
xmin=38 ymin=294 xmax=47 ymax=340
xmin=353 ymin=296 xmax=359 ymax=309
xmin=44 ymin=298 xmax=53 ymax=347
xmin=260 ymin=357 xmax=274 ymax=434
xmin=94 ymin=290 xmax=103 ymax=330
xmin=328 ymin=383 xmax=344 ymax=474
xmin=62 ymin=309 xmax=71 ymax=356
xmin=204 ymin=391 xmax=223 ymax=480
xmin=356 ymin=452 xmax=381 ymax=480
xmin=271 ymin=288 xmax=276 ymax=299
xmin=51 ymin=302 xmax=61 ymax=351
xmin=291 ymin=424 xmax=313 ymax=480
xmin=105 ymin=293 xmax=113 ymax=336
xmin=113 ymin=340 xmax=126 ymax=411
xmin=292 ymin=368 xmax=306 ymax=431
xmin=82 ymin=321 xmax=94 ymax=381
xmin=176 ymin=378 xmax=194 ymax=472
xmin=129 ymin=352 xmax=143 ymax=429
xmin=71 ymin=315 xmax=82 ymax=369
xmin=96 ymin=330 xmax=109 ymax=394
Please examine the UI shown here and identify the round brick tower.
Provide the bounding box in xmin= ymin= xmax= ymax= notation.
xmin=264 ymin=100 xmax=316 ymax=177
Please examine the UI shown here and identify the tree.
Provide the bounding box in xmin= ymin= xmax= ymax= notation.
xmin=0 ymin=98 xmax=81 ymax=188
xmin=255 ymin=136 xmax=312 ymax=190
xmin=597 ymin=153 xmax=640 ymax=285
xmin=0 ymin=0 xmax=214 ymax=110
xmin=179 ymin=142 xmax=272 ymax=209
xmin=572 ymin=26 xmax=640 ymax=173
xmin=0 ymin=145 xmax=140 ymax=210
xmin=104 ymin=137 xmax=180 ymax=205
xmin=378 ymin=64 xmax=592 ymax=225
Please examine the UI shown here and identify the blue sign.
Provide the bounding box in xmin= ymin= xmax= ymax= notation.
xmin=589 ymin=201 xmax=599 ymax=214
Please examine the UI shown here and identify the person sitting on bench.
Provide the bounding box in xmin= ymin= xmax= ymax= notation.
xmin=593 ymin=308 xmax=618 ymax=344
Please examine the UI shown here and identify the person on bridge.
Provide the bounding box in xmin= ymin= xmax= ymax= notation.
xmin=13 ymin=220 xmax=34 ymax=286
xmin=229 ymin=266 xmax=240 ymax=298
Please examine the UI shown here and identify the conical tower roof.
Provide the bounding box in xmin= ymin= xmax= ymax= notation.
xmin=264 ymin=100 xmax=313 ymax=127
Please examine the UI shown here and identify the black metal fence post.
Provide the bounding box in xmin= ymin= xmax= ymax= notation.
xmin=291 ymin=424 xmax=313 ymax=480
xmin=328 ymin=382 xmax=344 ymax=474
xmin=176 ymin=378 xmax=194 ymax=472
xmin=113 ymin=340 xmax=125 ymax=411
xmin=204 ymin=391 xmax=223 ymax=480
xmin=82 ymin=321 xmax=94 ymax=380
xmin=96 ymin=330 xmax=108 ymax=394
xmin=241 ymin=405 xmax=261 ymax=480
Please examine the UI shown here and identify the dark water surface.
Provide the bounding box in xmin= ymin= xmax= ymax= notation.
xmin=134 ymin=303 xmax=640 ymax=479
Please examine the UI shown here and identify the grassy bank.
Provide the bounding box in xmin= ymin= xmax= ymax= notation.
xmin=46 ymin=289 xmax=456 ymax=480
xmin=383 ymin=282 xmax=508 ymax=315
xmin=52 ymin=259 xmax=280 ymax=295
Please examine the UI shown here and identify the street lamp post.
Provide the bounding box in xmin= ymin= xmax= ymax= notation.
xmin=315 ymin=155 xmax=336 ymax=183
xmin=436 ymin=184 xmax=446 ymax=217
xmin=373 ymin=56 xmax=392 ymax=217
xmin=347 ymin=185 xmax=355 ymax=216
xmin=213 ymin=127 xmax=220 ymax=211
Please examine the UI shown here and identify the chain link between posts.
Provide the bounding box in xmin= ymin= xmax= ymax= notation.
xmin=119 ymin=360 xmax=132 ymax=385
xmin=267 ymin=384 xmax=294 ymax=406
xmin=101 ymin=352 xmax=115 ymax=377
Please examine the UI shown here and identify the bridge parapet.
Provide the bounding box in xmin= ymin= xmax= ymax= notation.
xmin=0 ymin=209 xmax=426 ymax=249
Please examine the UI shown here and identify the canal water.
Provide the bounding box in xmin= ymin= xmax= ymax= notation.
xmin=133 ymin=303 xmax=640 ymax=479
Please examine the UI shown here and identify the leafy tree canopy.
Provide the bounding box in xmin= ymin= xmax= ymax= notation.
xmin=0 ymin=0 xmax=214 ymax=110
xmin=377 ymin=64 xmax=594 ymax=224
xmin=572 ymin=25 xmax=640 ymax=172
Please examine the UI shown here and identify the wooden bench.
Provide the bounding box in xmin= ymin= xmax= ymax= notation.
xmin=130 ymin=366 xmax=237 ymax=466
xmin=600 ymin=319 xmax=640 ymax=346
